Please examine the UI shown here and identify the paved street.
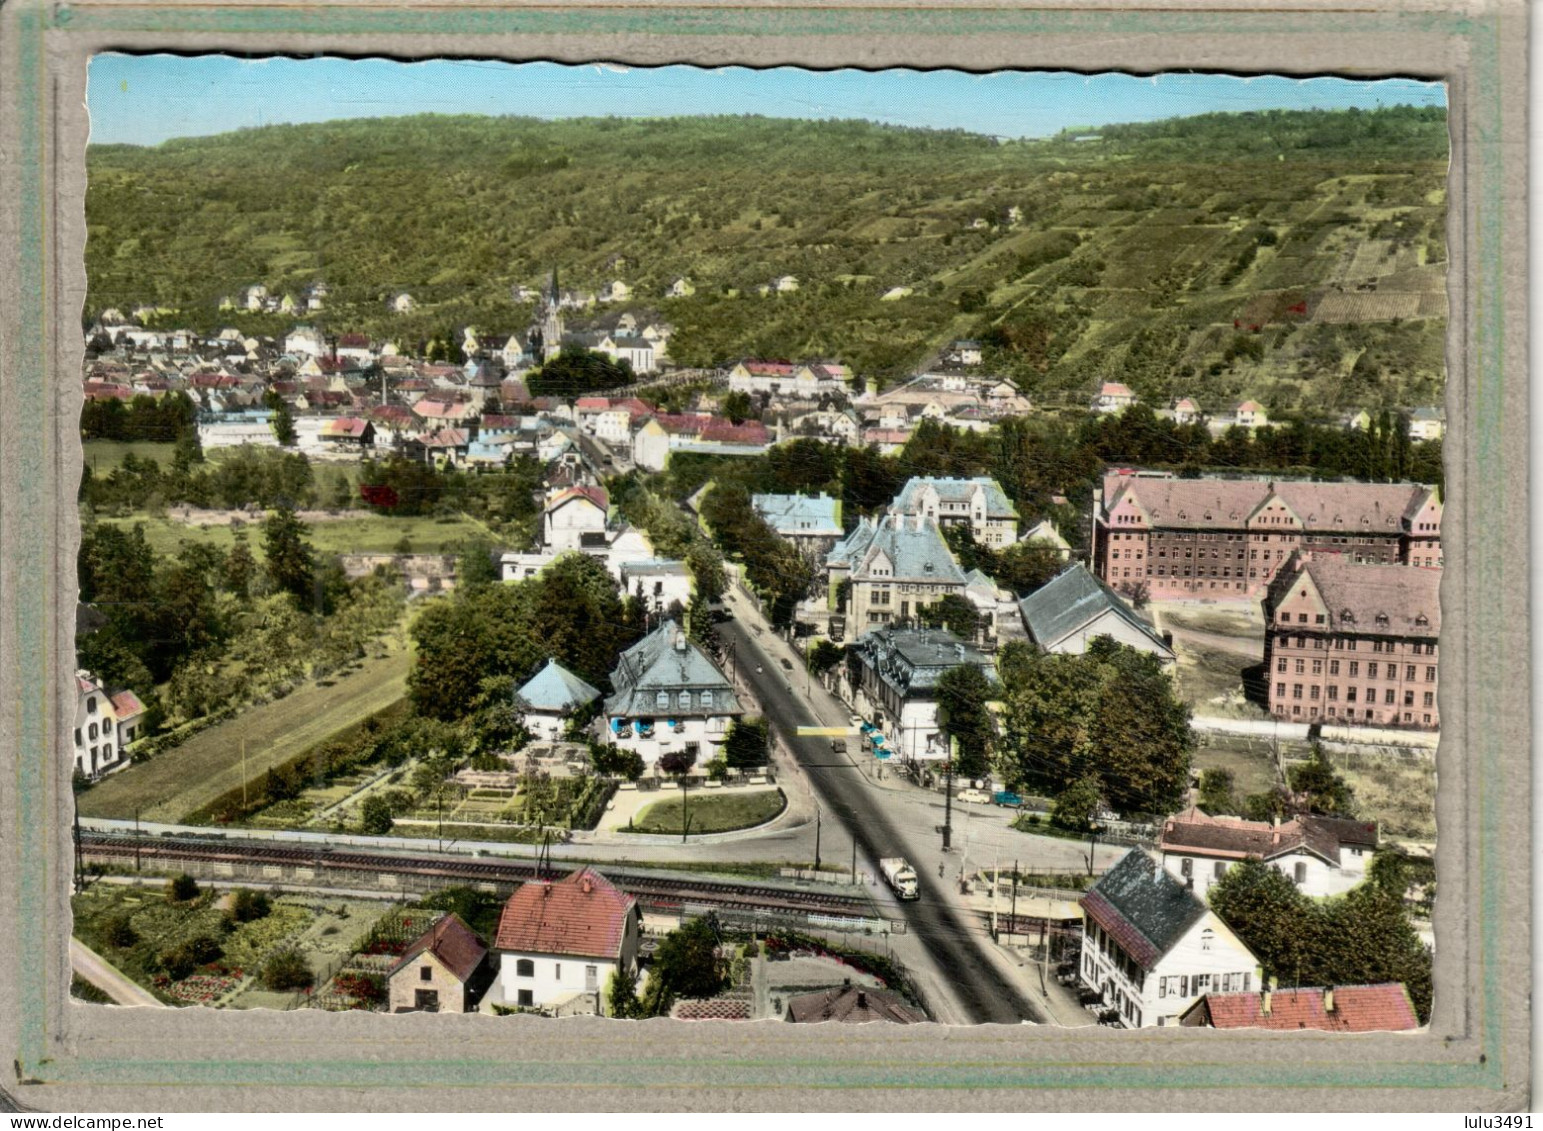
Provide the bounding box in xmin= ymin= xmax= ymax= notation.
xmin=716 ymin=582 xmax=1050 ymax=1026
xmin=70 ymin=936 xmax=165 ymax=1008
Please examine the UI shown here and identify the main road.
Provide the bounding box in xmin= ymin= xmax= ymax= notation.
xmin=715 ymin=606 xmax=1046 ymax=1026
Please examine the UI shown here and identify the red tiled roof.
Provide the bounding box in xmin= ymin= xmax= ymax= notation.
xmin=574 ymin=397 xmax=611 ymax=411
xmin=480 ymin=414 xmax=522 ymax=431
xmin=1190 ymin=984 xmax=1419 ymax=1032
xmin=493 ymin=867 xmax=635 ymax=960
xmin=1159 ymin=807 xmax=1377 ymax=866
xmin=337 ymin=334 xmax=371 ymax=349
xmin=1100 ymin=382 xmax=1134 ymax=397
xmin=321 ymin=417 xmax=372 ymax=439
xmin=370 ymin=405 xmax=415 ymax=426
xmin=389 ymin=913 xmax=488 ymax=983
xmin=1282 ymin=554 xmax=1441 ymax=638
xmin=699 ymin=419 xmax=770 ymax=445
xmin=786 ymin=985 xmax=925 ymax=1024
xmin=671 ymin=999 xmax=752 ymax=1021
xmin=414 ymin=399 xmax=476 ymax=420
xmin=419 ymin=428 xmax=469 ymax=448
xmin=547 ymin=485 xmax=608 ymax=513
xmin=740 ymin=360 xmax=796 ymax=377
xmin=109 ymin=690 xmax=145 ymax=719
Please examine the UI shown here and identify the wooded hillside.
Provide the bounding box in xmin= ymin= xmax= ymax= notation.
xmin=87 ymin=106 xmax=1449 ymax=410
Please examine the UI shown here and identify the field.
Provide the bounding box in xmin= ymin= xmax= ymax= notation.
xmin=1190 ymin=733 xmax=1294 ymax=801
xmin=1331 ymin=753 xmax=1437 ymax=843
xmin=96 ymin=511 xmax=496 ymax=559
xmin=1151 ymin=602 xmax=1268 ymax=720
xmin=77 ymin=646 xmax=411 ymax=823
xmin=70 ymin=881 xmax=392 ymax=1008
xmin=626 ymin=788 xmax=786 ymax=835
xmin=83 ymin=440 xmax=178 ymax=469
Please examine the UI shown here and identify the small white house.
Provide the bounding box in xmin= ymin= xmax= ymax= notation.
xmin=492 ymin=868 xmax=641 ymax=1016
xmin=515 ymin=659 xmax=602 ymax=742
xmin=1018 ymin=563 xmax=1174 ymax=663
xmin=1234 ymin=400 xmax=1268 ymax=430
xmin=1158 ymin=807 xmax=1379 ymax=899
xmin=619 ymin=559 xmax=693 ymax=616
xmin=1094 ymin=382 xmax=1137 ymax=415
xmin=72 ymin=670 xmax=145 ymax=780
xmin=1081 ymin=849 xmax=1262 ymax=1029
xmin=543 ymin=486 xmax=610 ymax=554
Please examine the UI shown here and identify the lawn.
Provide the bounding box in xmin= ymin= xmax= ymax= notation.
xmin=1332 ymin=755 xmax=1437 ymax=842
xmin=95 ymin=511 xmax=496 ymax=559
xmin=83 ymin=440 xmax=178 ymax=470
xmin=1190 ymin=733 xmax=1299 ymax=801
xmin=626 ymin=788 xmax=786 ymax=836
xmin=77 ymin=647 xmax=411 ymax=823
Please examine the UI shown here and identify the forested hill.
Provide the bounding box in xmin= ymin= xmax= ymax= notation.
xmin=87 ymin=106 xmax=1449 ymax=412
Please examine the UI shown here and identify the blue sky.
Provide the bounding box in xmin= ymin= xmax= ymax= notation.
xmin=87 ymin=55 xmax=1446 ymax=148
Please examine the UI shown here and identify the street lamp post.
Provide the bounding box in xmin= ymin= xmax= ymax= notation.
xmin=813 ymin=803 xmax=822 ymax=871
xmin=681 ymin=775 xmax=691 ymax=843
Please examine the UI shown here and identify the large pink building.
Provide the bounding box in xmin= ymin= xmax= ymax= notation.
xmin=1092 ymin=470 xmax=1441 ymax=601
xmin=1261 ymin=552 xmax=1440 ymax=730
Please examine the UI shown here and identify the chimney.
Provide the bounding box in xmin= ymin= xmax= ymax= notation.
xmin=581 ymin=876 xmax=593 ymax=894
xmin=1323 ymin=987 xmax=1335 ymax=1014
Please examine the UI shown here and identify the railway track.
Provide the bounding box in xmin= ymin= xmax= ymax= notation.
xmin=79 ymin=831 xmax=883 ymax=922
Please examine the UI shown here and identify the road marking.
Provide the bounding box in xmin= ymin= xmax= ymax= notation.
xmin=795 ymin=726 xmax=849 ymax=736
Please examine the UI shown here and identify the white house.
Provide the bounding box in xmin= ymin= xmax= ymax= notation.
xmin=751 ymin=493 xmax=844 ymax=558
xmin=72 ymin=670 xmax=145 ymax=780
xmin=1158 ymin=807 xmax=1379 ymax=899
xmin=1080 ymin=849 xmax=1262 ymax=1029
xmin=618 ymin=559 xmax=693 ymax=616
xmin=1234 ymin=400 xmax=1268 ymax=430
xmin=1171 ymin=397 xmax=1201 ymax=425
xmin=515 ymin=658 xmax=602 ymax=743
xmin=1017 ymin=562 xmax=1175 ymax=662
xmin=843 ymin=627 xmax=996 ymax=765
xmin=1094 ymin=382 xmax=1137 ymax=414
xmin=667 ymin=277 xmax=695 ymax=298
xmin=1408 ymin=406 xmax=1445 ymax=441
xmin=492 ymin=867 xmax=641 ymax=1016
xmin=602 ymin=620 xmax=742 ymax=768
xmin=597 ymin=335 xmax=656 ymax=375
xmin=500 ymin=550 xmax=562 ymax=583
xmin=284 ymin=327 xmax=327 ymax=359
xmin=543 ymin=486 xmax=610 ymax=554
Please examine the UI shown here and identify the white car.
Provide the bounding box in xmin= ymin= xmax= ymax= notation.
xmin=848 ymin=715 xmax=865 ymax=729
xmin=957 ymin=788 xmax=992 ymax=805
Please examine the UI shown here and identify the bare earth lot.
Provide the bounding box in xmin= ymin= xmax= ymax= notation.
xmin=1150 ymin=601 xmax=1269 ymax=720
xmin=78 ymin=647 xmax=411 ymax=824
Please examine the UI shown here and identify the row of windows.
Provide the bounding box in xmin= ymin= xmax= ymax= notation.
xmin=1277 ymin=683 xmax=1435 ymax=707
xmin=1276 ymin=704 xmax=1436 ymax=725
xmin=1278 ymin=658 xmax=1437 ymax=680
xmin=649 ymin=690 xmax=715 ymax=710
xmin=1157 ymin=971 xmax=1252 ymax=1000
xmin=1276 ymin=635 xmax=1436 ymax=656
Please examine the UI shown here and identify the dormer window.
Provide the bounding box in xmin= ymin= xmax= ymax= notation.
xmin=1415 ymin=613 xmax=1429 ymax=627
xmin=1375 ymin=613 xmax=1390 ymax=627
xmin=655 ymin=691 xmax=669 ymax=710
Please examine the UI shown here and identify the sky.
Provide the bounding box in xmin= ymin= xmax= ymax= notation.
xmin=86 ymin=55 xmax=1447 ymax=148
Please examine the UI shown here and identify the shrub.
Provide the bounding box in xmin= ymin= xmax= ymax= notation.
xmin=359 ymin=794 xmax=394 ymax=836
xmin=105 ymin=915 xmax=138 ymax=949
xmin=166 ymin=873 xmax=200 ymax=903
xmin=261 ymin=950 xmax=314 ymax=992
xmin=227 ymin=889 xmax=271 ymax=924
xmin=589 ymin=741 xmax=644 ymax=781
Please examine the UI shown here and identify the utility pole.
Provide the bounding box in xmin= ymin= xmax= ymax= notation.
xmin=813 ymin=803 xmax=822 ymax=871
xmin=1010 ymin=861 xmax=1019 ymax=948
xmin=941 ymin=736 xmax=955 ymax=851
xmin=850 ymin=836 xmax=857 ymax=885
xmin=991 ymin=852 xmax=1000 ymax=942
xmin=681 ymin=775 xmax=690 ymax=843
xmin=436 ymin=789 xmax=443 ymax=854
xmin=1087 ymin=822 xmax=1100 ymax=877
xmin=241 ymin=738 xmax=247 ymax=809
xmin=134 ymin=807 xmax=142 ymax=874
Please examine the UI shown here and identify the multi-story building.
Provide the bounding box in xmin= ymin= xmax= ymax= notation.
xmin=1080 ymin=849 xmax=1262 ymax=1029
xmin=751 ymin=493 xmax=844 ymax=560
xmin=1092 ymin=470 xmax=1442 ymax=601
xmin=825 ymin=513 xmax=967 ymax=630
xmin=890 ymin=476 xmax=1019 ymax=547
xmin=843 ymin=626 xmax=997 ymax=764
xmin=1158 ymin=806 xmax=1379 ymax=899
xmin=1262 ymin=552 xmax=1441 ymax=729
xmin=602 ymin=620 xmax=743 ymax=767
xmin=72 ymin=670 xmax=146 ymax=780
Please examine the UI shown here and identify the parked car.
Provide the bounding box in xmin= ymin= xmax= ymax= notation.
xmin=779 ymin=658 xmax=794 ymax=671
xmin=830 ymin=739 xmax=847 ymax=754
xmin=848 ymin=715 xmax=864 ymax=729
xmin=957 ymin=788 xmax=992 ymax=805
xmin=993 ymin=790 xmax=1024 ymax=808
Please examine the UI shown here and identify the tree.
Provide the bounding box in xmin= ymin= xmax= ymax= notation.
xmin=166 ymin=873 xmax=200 ymax=903
xmin=261 ymin=950 xmax=314 ymax=992
xmin=105 ymin=915 xmax=138 ymax=948
xmin=1197 ymin=768 xmax=1237 ymax=815
xmin=936 ymin=664 xmax=996 ymax=779
xmin=264 ymin=389 xmax=297 ymax=447
xmin=658 ymin=749 xmax=697 ymax=777
xmin=589 ymin=741 xmax=645 ymax=781
xmin=263 ymin=504 xmax=317 ymax=608
xmin=919 ymin=594 xmax=979 ymax=639
xmin=807 ymin=639 xmax=844 ymax=676
xmin=1052 ymin=775 xmax=1103 ymax=833
xmin=607 ymin=964 xmax=643 ymax=1019
xmin=1208 ymin=859 xmax=1321 ymax=990
xmin=359 ymin=794 xmax=395 ymax=836
xmin=646 ymin=916 xmax=727 ymax=1012
xmin=227 ymin=888 xmax=271 ymax=924
xmin=995 ymin=639 xmax=1191 ymax=817
xmin=723 ymin=717 xmax=770 ymax=770
xmin=454 ymin=536 xmax=502 ymax=591
xmin=1287 ymin=745 xmax=1356 ymax=817
xmin=721 ymin=390 xmax=757 ymax=425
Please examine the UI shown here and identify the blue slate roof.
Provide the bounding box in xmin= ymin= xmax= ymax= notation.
xmin=752 ymin=493 xmax=843 ymax=536
xmin=516 ymin=658 xmax=601 ymax=713
xmin=826 ymin=515 xmax=966 ymax=585
xmin=892 ymin=476 xmax=1018 ymax=520
xmin=1017 ymin=563 xmax=1170 ymax=654
xmin=603 ymin=620 xmax=742 ymax=719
